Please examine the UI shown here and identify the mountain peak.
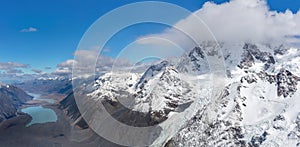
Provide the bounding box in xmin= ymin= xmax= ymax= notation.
xmin=135 ymin=60 xmax=169 ymax=89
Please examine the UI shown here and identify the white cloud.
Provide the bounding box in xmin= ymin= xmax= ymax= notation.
xmin=20 ymin=27 xmax=38 ymax=32
xmin=137 ymin=0 xmax=300 ymax=49
xmin=0 ymin=62 xmax=29 ymax=70
xmin=53 ymin=67 xmax=72 ymax=76
xmin=54 ymin=50 xmax=132 ymax=76
xmin=54 ymin=59 xmax=76 ymax=76
xmin=0 ymin=62 xmax=35 ymax=82
xmin=57 ymin=59 xmax=77 ymax=68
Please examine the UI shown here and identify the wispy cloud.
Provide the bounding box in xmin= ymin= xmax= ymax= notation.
xmin=0 ymin=61 xmax=31 ymax=82
xmin=0 ymin=62 xmax=30 ymax=70
xmin=31 ymin=69 xmax=43 ymax=74
xmin=20 ymin=27 xmax=38 ymax=33
xmin=6 ymin=69 xmax=24 ymax=74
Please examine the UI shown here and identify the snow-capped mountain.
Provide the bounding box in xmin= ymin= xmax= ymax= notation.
xmin=167 ymin=43 xmax=300 ymax=147
xmin=73 ymin=42 xmax=300 ymax=146
xmin=86 ymin=46 xmax=211 ymax=126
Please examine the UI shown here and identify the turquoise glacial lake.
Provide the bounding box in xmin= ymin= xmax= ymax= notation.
xmin=21 ymin=106 xmax=58 ymax=127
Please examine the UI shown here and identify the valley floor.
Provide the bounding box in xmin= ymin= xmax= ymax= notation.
xmin=0 ymin=95 xmax=107 ymax=147
xmin=0 ymin=104 xmax=77 ymax=147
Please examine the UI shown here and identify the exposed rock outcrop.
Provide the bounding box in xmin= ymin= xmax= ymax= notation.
xmin=0 ymin=84 xmax=32 ymax=122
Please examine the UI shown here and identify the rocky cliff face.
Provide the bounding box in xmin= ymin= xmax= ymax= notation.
xmin=177 ymin=46 xmax=210 ymax=75
xmin=0 ymin=83 xmax=32 ymax=122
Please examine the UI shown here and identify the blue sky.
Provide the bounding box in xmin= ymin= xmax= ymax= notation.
xmin=0 ymin=0 xmax=299 ymax=76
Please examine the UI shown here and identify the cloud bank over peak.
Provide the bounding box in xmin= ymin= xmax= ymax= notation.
xmin=52 ymin=0 xmax=300 ymax=79
xmin=138 ymin=0 xmax=300 ymax=49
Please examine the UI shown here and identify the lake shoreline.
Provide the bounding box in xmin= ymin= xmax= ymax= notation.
xmin=21 ymin=105 xmax=58 ymax=127
xmin=0 ymin=103 xmax=77 ymax=147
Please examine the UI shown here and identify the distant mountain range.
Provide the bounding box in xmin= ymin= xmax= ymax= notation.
xmin=14 ymin=78 xmax=72 ymax=95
